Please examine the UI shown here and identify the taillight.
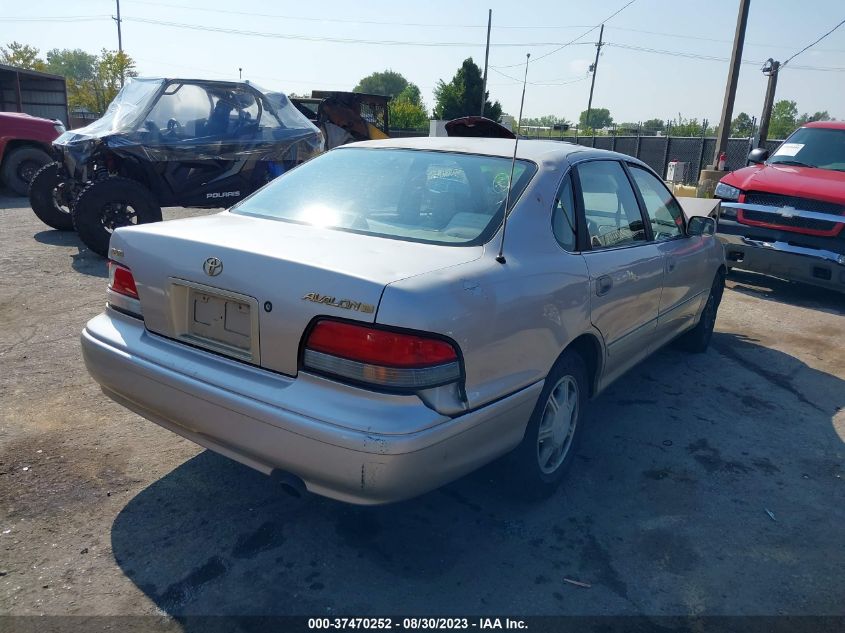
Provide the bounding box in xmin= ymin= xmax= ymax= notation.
xmin=108 ymin=261 xmax=138 ymax=298
xmin=302 ymin=319 xmax=461 ymax=390
xmin=107 ymin=261 xmax=142 ymax=318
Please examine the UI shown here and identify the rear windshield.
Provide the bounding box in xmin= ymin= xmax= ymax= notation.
xmin=232 ymin=147 xmax=537 ymax=245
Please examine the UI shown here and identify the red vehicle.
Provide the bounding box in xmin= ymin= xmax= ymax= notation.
xmin=715 ymin=121 xmax=845 ymax=293
xmin=0 ymin=112 xmax=64 ymax=195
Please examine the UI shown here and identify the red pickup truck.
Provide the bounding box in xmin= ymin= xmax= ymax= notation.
xmin=0 ymin=112 xmax=65 ymax=195
xmin=714 ymin=121 xmax=845 ymax=293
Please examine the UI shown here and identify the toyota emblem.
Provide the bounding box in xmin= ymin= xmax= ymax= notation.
xmin=203 ymin=257 xmax=223 ymax=276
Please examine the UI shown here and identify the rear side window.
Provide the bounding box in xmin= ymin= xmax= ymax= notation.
xmin=576 ymin=161 xmax=646 ymax=249
xmin=628 ymin=166 xmax=685 ymax=240
xmin=551 ymin=173 xmax=577 ymax=251
xmin=233 ymin=148 xmax=537 ymax=246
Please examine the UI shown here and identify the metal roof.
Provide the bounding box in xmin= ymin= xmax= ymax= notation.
xmin=0 ymin=63 xmax=66 ymax=81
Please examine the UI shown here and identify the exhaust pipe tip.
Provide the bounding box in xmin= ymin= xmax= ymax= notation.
xmin=270 ymin=470 xmax=307 ymax=498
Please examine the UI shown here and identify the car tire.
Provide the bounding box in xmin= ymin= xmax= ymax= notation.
xmin=510 ymin=349 xmax=588 ymax=499
xmin=72 ymin=177 xmax=162 ymax=257
xmin=677 ymin=271 xmax=725 ymax=354
xmin=2 ymin=146 xmax=52 ymax=196
xmin=28 ymin=162 xmax=74 ymax=231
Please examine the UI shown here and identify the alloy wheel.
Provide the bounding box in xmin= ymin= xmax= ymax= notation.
xmin=536 ymin=375 xmax=579 ymax=474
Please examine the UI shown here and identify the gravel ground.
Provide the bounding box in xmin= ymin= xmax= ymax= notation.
xmin=1 ymin=193 xmax=843 ymax=620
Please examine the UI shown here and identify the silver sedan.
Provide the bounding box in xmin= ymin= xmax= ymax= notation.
xmin=81 ymin=137 xmax=725 ymax=504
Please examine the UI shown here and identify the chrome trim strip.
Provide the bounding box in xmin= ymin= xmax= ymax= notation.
xmin=721 ymin=202 xmax=845 ymax=225
xmin=741 ymin=238 xmax=845 ymax=265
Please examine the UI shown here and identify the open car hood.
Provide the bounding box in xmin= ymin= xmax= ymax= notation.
xmin=445 ymin=117 xmax=515 ymax=139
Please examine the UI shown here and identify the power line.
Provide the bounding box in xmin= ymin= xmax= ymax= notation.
xmin=606 ymin=25 xmax=845 ymax=53
xmin=492 ymin=0 xmax=637 ymax=69
xmin=122 ymin=16 xmax=599 ymax=47
xmin=782 ymin=17 xmax=845 ymax=66
xmin=123 ymin=0 xmax=596 ymax=30
xmin=1 ymin=15 xmax=111 ymax=22
xmin=490 ymin=66 xmax=590 ymax=86
xmin=606 ymin=42 xmax=845 ymax=72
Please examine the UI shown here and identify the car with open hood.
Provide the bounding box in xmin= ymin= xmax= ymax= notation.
xmin=81 ymin=137 xmax=725 ymax=504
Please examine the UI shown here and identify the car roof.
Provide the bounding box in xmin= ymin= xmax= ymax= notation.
xmin=804 ymin=121 xmax=845 ymax=130
xmin=345 ymin=136 xmax=643 ymax=169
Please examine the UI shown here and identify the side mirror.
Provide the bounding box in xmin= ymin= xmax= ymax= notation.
xmin=747 ymin=148 xmax=769 ymax=164
xmin=688 ymin=215 xmax=716 ymax=237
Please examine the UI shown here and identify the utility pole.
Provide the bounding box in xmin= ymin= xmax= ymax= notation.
xmin=756 ymin=59 xmax=780 ymax=147
xmin=480 ymin=9 xmax=492 ymax=117
xmin=585 ymin=23 xmax=604 ymax=130
xmin=114 ymin=0 xmax=124 ymax=86
xmin=114 ymin=0 xmax=123 ymax=53
xmin=712 ymin=0 xmax=750 ymax=168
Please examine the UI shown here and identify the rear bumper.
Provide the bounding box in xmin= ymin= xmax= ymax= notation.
xmin=81 ymin=309 xmax=540 ymax=504
xmin=717 ymin=228 xmax=845 ymax=293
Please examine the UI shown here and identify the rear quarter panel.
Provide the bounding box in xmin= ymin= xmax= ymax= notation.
xmin=377 ymin=165 xmax=594 ymax=410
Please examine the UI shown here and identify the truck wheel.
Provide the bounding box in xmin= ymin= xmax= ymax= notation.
xmin=28 ymin=162 xmax=74 ymax=231
xmin=677 ymin=271 xmax=725 ymax=354
xmin=72 ymin=177 xmax=162 ymax=257
xmin=510 ymin=349 xmax=588 ymax=499
xmin=2 ymin=146 xmax=52 ymax=196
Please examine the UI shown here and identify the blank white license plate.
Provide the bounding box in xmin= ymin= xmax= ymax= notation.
xmin=188 ymin=289 xmax=251 ymax=352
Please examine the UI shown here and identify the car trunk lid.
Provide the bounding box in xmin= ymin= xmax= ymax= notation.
xmin=110 ymin=212 xmax=481 ymax=376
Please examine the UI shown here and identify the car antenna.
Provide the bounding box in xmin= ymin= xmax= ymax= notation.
xmin=496 ymin=52 xmax=530 ymax=265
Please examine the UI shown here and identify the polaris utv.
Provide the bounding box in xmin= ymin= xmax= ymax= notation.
xmin=29 ymin=77 xmax=323 ymax=256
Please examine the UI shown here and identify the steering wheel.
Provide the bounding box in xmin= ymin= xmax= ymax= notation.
xmin=166 ymin=118 xmax=182 ymax=136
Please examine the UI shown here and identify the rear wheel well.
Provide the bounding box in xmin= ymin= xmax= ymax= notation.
xmin=564 ymin=334 xmax=602 ymax=398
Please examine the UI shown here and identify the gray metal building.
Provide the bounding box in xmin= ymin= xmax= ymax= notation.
xmin=0 ymin=63 xmax=69 ymax=125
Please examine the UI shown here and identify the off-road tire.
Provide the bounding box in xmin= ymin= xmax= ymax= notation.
xmin=72 ymin=177 xmax=162 ymax=257
xmin=28 ymin=162 xmax=74 ymax=231
xmin=2 ymin=146 xmax=52 ymax=196
xmin=510 ymin=349 xmax=588 ymax=499
xmin=677 ymin=271 xmax=726 ymax=353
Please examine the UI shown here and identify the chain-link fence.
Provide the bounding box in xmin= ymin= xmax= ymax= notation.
xmin=554 ymin=133 xmax=783 ymax=184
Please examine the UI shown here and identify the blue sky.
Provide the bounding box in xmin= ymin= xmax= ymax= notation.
xmin=4 ymin=0 xmax=844 ymax=124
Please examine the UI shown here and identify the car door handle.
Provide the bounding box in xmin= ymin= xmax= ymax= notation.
xmin=596 ymin=275 xmax=613 ymax=296
xmin=666 ymin=257 xmax=677 ymax=273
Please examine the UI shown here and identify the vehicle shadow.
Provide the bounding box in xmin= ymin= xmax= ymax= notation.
xmin=110 ymin=335 xmax=845 ymax=619
xmin=32 ymin=229 xmax=106 ymax=277
xmin=727 ymin=269 xmax=845 ymax=316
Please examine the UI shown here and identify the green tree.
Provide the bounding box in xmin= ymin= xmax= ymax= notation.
xmin=396 ymin=83 xmax=424 ymax=108
xmin=89 ymin=49 xmax=138 ymax=113
xmin=769 ymin=99 xmax=798 ymax=139
xmin=642 ymin=118 xmax=665 ymax=132
xmin=730 ymin=112 xmax=753 ymax=136
xmin=522 ymin=114 xmax=570 ymax=128
xmin=578 ymin=107 xmax=612 ymax=130
xmin=354 ymin=70 xmax=409 ymax=99
xmin=0 ymin=41 xmax=45 ymax=70
xmin=433 ymin=58 xmax=501 ymax=121
xmin=389 ymin=81 xmax=428 ymax=129
xmin=1 ymin=42 xmax=138 ymax=113
xmin=390 ymin=100 xmax=428 ymax=129
xmin=797 ymin=110 xmax=832 ymax=126
xmin=43 ymin=49 xmax=98 ymax=111
xmin=44 ymin=48 xmax=97 ymax=81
